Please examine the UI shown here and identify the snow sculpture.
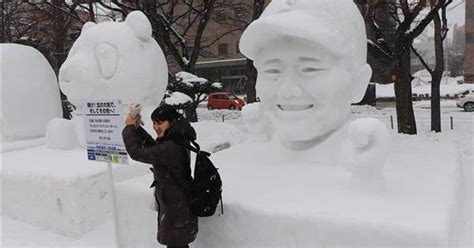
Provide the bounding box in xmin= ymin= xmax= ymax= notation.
xmin=46 ymin=118 xmax=80 ymax=150
xmin=58 ymin=11 xmax=168 ymax=106
xmin=241 ymin=103 xmax=271 ymax=141
xmin=239 ymin=0 xmax=390 ymax=184
xmin=55 ymin=11 xmax=168 ymax=149
xmin=1 ymin=44 xmax=62 ymax=141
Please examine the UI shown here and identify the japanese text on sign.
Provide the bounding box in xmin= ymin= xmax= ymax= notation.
xmin=83 ymin=100 xmax=128 ymax=164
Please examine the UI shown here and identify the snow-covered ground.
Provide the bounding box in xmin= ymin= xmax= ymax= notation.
xmin=376 ymin=73 xmax=474 ymax=98
xmin=1 ymin=103 xmax=472 ymax=247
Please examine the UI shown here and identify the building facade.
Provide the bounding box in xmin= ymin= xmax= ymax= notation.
xmin=465 ymin=0 xmax=474 ymax=84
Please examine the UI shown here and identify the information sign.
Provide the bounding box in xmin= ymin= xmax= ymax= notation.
xmin=83 ymin=100 xmax=128 ymax=164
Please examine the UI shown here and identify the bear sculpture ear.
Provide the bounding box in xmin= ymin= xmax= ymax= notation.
xmin=125 ymin=11 xmax=152 ymax=41
xmin=82 ymin=22 xmax=96 ymax=34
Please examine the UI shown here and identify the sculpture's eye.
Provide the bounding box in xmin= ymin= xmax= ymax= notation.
xmin=95 ymin=43 xmax=118 ymax=79
xmin=301 ymin=67 xmax=325 ymax=73
xmin=299 ymin=66 xmax=326 ymax=76
xmin=264 ymin=69 xmax=281 ymax=74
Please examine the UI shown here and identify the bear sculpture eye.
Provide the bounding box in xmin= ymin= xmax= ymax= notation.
xmin=95 ymin=43 xmax=118 ymax=79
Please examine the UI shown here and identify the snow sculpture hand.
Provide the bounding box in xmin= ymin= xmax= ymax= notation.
xmin=242 ymin=103 xmax=271 ymax=140
xmin=344 ymin=118 xmax=391 ymax=187
xmin=46 ymin=118 xmax=80 ymax=150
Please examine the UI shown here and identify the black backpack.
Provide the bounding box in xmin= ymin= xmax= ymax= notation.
xmin=186 ymin=141 xmax=223 ymax=217
xmin=151 ymin=139 xmax=223 ymax=217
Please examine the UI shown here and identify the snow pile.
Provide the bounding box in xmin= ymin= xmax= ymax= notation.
xmin=197 ymin=108 xmax=243 ymax=122
xmin=193 ymin=121 xmax=247 ymax=153
xmin=164 ymin=92 xmax=192 ymax=106
xmin=211 ymin=82 xmax=223 ymax=89
xmin=58 ymin=11 xmax=168 ymax=106
xmin=176 ymin=71 xmax=208 ymax=85
xmin=0 ymin=44 xmax=62 ymax=141
xmin=376 ymin=73 xmax=473 ymax=98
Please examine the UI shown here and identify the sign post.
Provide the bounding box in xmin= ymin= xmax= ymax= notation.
xmin=83 ymin=99 xmax=127 ymax=248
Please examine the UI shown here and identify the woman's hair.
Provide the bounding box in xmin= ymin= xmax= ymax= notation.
xmin=151 ymin=104 xmax=181 ymax=122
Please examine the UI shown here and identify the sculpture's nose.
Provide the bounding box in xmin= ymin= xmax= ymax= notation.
xmin=276 ymin=79 xmax=304 ymax=100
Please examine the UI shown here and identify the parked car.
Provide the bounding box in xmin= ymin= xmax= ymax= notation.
xmin=456 ymin=90 xmax=474 ymax=112
xmin=207 ymin=92 xmax=245 ymax=110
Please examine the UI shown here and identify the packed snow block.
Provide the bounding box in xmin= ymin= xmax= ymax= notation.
xmin=193 ymin=135 xmax=467 ymax=247
xmin=2 ymin=146 xmax=150 ymax=237
xmin=115 ymin=174 xmax=158 ymax=247
xmin=111 ymin=135 xmax=467 ymax=247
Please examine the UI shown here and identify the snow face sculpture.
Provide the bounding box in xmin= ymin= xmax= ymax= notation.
xmin=59 ymin=11 xmax=168 ymax=106
xmin=1 ymin=44 xmax=62 ymax=141
xmin=239 ymin=0 xmax=390 ymax=184
xmin=240 ymin=0 xmax=371 ymax=147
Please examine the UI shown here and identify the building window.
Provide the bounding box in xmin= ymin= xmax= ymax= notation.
xmin=218 ymin=43 xmax=229 ymax=56
xmin=200 ymin=47 xmax=213 ymax=57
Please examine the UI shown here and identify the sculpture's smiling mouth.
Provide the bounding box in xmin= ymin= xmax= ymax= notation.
xmin=277 ymin=104 xmax=314 ymax=111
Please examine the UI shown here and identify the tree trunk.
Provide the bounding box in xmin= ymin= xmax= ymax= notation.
xmin=431 ymin=11 xmax=444 ymax=133
xmin=245 ymin=0 xmax=265 ymax=103
xmin=185 ymin=105 xmax=198 ymax=123
xmin=431 ymin=73 xmax=442 ymax=132
xmin=394 ymin=43 xmax=417 ymax=134
xmin=245 ymin=60 xmax=257 ymax=103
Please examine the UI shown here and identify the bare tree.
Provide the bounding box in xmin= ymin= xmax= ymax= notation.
xmin=361 ymin=0 xmax=453 ymax=134
xmin=410 ymin=0 xmax=451 ymax=132
xmin=106 ymin=0 xmax=217 ymax=73
xmin=1 ymin=1 xmax=43 ymax=43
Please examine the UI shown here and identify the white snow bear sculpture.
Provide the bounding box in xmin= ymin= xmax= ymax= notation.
xmin=1 ymin=44 xmax=62 ymax=141
xmin=239 ymin=0 xmax=390 ymax=186
xmin=50 ymin=11 xmax=168 ymax=150
xmin=59 ymin=11 xmax=168 ymax=106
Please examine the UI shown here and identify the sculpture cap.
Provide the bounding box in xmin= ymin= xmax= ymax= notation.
xmin=239 ymin=0 xmax=367 ymax=65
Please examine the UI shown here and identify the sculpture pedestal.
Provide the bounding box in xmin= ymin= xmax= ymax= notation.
xmin=2 ymin=146 xmax=149 ymax=237
xmin=194 ymin=135 xmax=465 ymax=247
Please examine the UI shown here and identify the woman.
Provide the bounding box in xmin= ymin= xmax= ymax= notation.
xmin=122 ymin=104 xmax=198 ymax=248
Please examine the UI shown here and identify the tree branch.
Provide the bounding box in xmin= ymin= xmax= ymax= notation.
xmin=406 ymin=0 xmax=452 ymax=41
xmin=411 ymin=44 xmax=433 ymax=74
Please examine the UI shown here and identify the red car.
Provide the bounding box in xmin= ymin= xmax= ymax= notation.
xmin=207 ymin=92 xmax=245 ymax=110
